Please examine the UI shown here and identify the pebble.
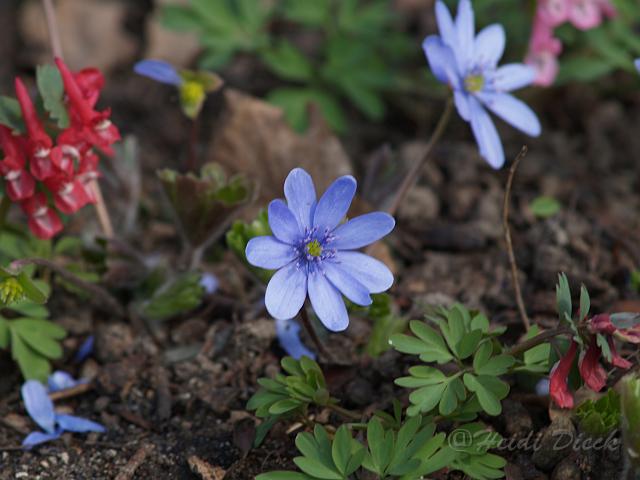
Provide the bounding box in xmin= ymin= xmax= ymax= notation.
xmin=60 ymin=452 xmax=70 ymax=464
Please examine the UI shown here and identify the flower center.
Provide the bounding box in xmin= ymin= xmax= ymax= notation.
xmin=464 ymin=74 xmax=485 ymax=93
xmin=305 ymin=240 xmax=323 ymax=257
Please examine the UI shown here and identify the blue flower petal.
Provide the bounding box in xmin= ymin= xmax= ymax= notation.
xmin=423 ymin=36 xmax=460 ymax=88
xmin=635 ymin=59 xmax=640 ymax=73
xmin=48 ymin=371 xmax=86 ymax=392
xmin=265 ymin=262 xmax=308 ymax=320
xmin=275 ymin=318 xmax=316 ymax=360
xmin=454 ymin=91 xmax=471 ymax=121
xmin=473 ymin=24 xmax=505 ymax=68
xmin=22 ymin=429 xmax=62 ymax=449
xmin=331 ymin=212 xmax=395 ymax=250
xmin=268 ymin=199 xmax=302 ymax=244
xmin=435 ymin=1 xmax=457 ymax=52
xmin=323 ymin=263 xmax=372 ymax=306
xmin=468 ymin=96 xmax=504 ymax=169
xmin=134 ymin=60 xmax=182 ymax=86
xmin=56 ymin=414 xmax=106 ymax=433
xmin=491 ymin=64 xmax=535 ymax=92
xmin=284 ymin=168 xmax=317 ymax=230
xmin=330 ymin=252 xmax=393 ymax=293
xmin=313 ymin=176 xmax=356 ymax=232
xmin=22 ymin=380 xmax=56 ymax=434
xmin=246 ymin=236 xmax=297 ymax=269
xmin=477 ymin=91 xmax=541 ymax=137
xmin=307 ymin=271 xmax=349 ymax=332
xmin=200 ymin=273 xmax=219 ymax=295
xmin=74 ymin=335 xmax=94 ymax=363
xmin=455 ymin=0 xmax=475 ymax=71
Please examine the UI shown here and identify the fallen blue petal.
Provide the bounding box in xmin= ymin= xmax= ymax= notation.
xmin=22 ymin=380 xmax=56 ymax=434
xmin=199 ymin=273 xmax=219 ymax=295
xmin=22 ymin=429 xmax=62 ymax=449
xmin=56 ymin=414 xmax=106 ymax=433
xmin=48 ymin=371 xmax=88 ymax=393
xmin=275 ymin=318 xmax=315 ymax=360
xmin=74 ymin=335 xmax=95 ymax=363
xmin=134 ymin=59 xmax=183 ymax=86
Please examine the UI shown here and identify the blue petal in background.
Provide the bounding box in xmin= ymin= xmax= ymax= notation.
xmin=275 ymin=318 xmax=316 ymax=360
xmin=134 ymin=59 xmax=183 ymax=86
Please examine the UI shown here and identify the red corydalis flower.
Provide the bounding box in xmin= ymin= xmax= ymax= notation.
xmin=14 ymin=78 xmax=56 ymax=180
xmin=44 ymin=175 xmax=91 ymax=215
xmin=578 ymin=338 xmax=607 ymax=392
xmin=21 ymin=193 xmax=63 ymax=240
xmin=550 ymin=340 xmax=578 ymax=408
xmin=55 ymin=58 xmax=120 ymax=156
xmin=0 ymin=126 xmax=35 ymax=201
xmin=589 ymin=313 xmax=640 ymax=344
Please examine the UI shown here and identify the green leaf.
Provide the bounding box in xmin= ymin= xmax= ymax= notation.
xmin=16 ymin=272 xmax=48 ymax=304
xmin=267 ymin=87 xmax=346 ymax=133
xmin=293 ymin=457 xmax=342 ymax=480
xmin=36 ymin=64 xmax=70 ymax=129
xmin=463 ymin=374 xmax=504 ymax=416
xmin=456 ymin=329 xmax=483 ymax=360
xmin=529 ymin=196 xmax=561 ymax=218
xmin=268 ymin=398 xmax=302 ymax=415
xmin=331 ymin=426 xmax=352 ymax=475
xmin=0 ymin=318 xmax=9 ymax=348
xmin=256 ymin=472 xmax=311 ymax=480
xmin=261 ymin=41 xmax=313 ymax=81
xmin=556 ymin=273 xmax=572 ymax=324
xmin=475 ymin=355 xmax=515 ymax=376
xmin=0 ymin=96 xmax=24 ymax=132
xmin=579 ymin=285 xmax=590 ymax=321
xmin=408 ymin=382 xmax=447 ymax=415
xmin=10 ymin=329 xmax=50 ymax=381
xmin=282 ymin=0 xmax=329 ymax=26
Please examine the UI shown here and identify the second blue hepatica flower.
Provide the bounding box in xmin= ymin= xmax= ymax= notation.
xmin=246 ymin=168 xmax=395 ymax=332
xmin=424 ymin=0 xmax=541 ymax=169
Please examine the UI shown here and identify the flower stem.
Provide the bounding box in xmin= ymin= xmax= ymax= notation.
xmin=186 ymin=116 xmax=200 ymax=172
xmin=386 ymin=97 xmax=453 ymax=217
xmin=326 ymin=403 xmax=362 ymax=422
xmin=506 ymin=326 xmax=573 ymax=357
xmin=9 ymin=257 xmax=124 ymax=316
xmin=40 ymin=0 xmax=114 ymax=239
xmin=503 ymin=146 xmax=530 ymax=331
xmin=0 ymin=195 xmax=11 ymax=232
xmin=299 ymin=306 xmax=332 ymax=361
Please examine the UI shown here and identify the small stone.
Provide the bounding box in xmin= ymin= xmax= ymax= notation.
xmin=532 ymin=416 xmax=576 ymax=471
xmin=40 ymin=460 xmax=49 ymax=469
xmin=16 ymin=472 xmax=29 ymax=478
xmin=551 ymin=458 xmax=581 ymax=480
xmin=60 ymin=452 xmax=70 ymax=464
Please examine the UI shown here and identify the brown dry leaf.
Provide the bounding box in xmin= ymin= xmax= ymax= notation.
xmin=209 ymin=89 xmax=353 ymax=219
xmin=20 ymin=0 xmax=137 ymax=72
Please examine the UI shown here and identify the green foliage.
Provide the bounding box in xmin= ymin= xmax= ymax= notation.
xmin=248 ymin=356 xmax=337 ymax=446
xmin=631 ymin=270 xmax=640 ymax=293
xmin=391 ymin=304 xmax=511 ymax=418
xmin=257 ymin=416 xmax=456 ymax=480
xmin=36 ymin=64 xmax=70 ymax=129
xmin=0 ymin=279 xmax=65 ymax=381
xmin=529 ymin=196 xmax=561 ymax=219
xmin=447 ymin=423 xmax=506 ymax=480
xmin=141 ymin=272 xmax=204 ymax=321
xmin=158 ymin=162 xmax=253 ymax=248
xmin=0 ymin=96 xmax=24 ymax=132
xmin=365 ymin=294 xmax=408 ymax=358
xmin=621 ymin=373 xmax=640 ymax=472
xmin=515 ymin=325 xmax=551 ymax=374
xmin=226 ymin=209 xmax=273 ymax=283
xmin=161 ymin=0 xmax=413 ymax=132
xmin=575 ymin=389 xmax=621 ymax=437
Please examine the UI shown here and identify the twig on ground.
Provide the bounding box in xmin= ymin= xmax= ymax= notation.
xmin=115 ymin=443 xmax=155 ymax=480
xmin=49 ymin=382 xmax=93 ymax=401
xmin=9 ymin=257 xmax=124 ymax=317
xmin=502 ymin=146 xmax=531 ymax=331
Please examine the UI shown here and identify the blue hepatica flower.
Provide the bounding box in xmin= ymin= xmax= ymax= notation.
xmin=73 ymin=335 xmax=94 ymax=363
xmin=635 ymin=59 xmax=640 ymax=73
xmin=21 ymin=380 xmax=105 ymax=449
xmin=48 ymin=371 xmax=88 ymax=393
xmin=275 ymin=318 xmax=316 ymax=360
xmin=246 ymin=168 xmax=395 ymax=332
xmin=134 ymin=59 xmax=183 ymax=86
xmin=424 ymin=0 xmax=541 ymax=169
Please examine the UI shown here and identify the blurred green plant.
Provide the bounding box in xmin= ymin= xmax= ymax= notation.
xmin=621 ymin=373 xmax=640 ymax=476
xmin=365 ymin=293 xmax=408 ymax=358
xmin=141 ymin=271 xmax=205 ymax=321
xmin=529 ymin=196 xmax=561 ymax=219
xmin=575 ymin=389 xmax=621 ymax=437
xmin=226 ymin=209 xmax=273 ymax=283
xmin=161 ymin=0 xmax=414 ymax=132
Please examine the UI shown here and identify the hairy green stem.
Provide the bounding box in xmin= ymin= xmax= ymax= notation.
xmin=506 ymin=326 xmax=573 ymax=357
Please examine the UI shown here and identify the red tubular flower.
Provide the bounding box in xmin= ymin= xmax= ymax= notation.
xmin=55 ymin=58 xmax=120 ymax=156
xmin=74 ymin=68 xmax=105 ymax=108
xmin=609 ymin=338 xmax=633 ymax=369
xmin=549 ymin=340 xmax=578 ymax=408
xmin=578 ymin=338 xmax=607 ymax=392
xmin=75 ymin=152 xmax=100 ymax=203
xmin=589 ymin=313 xmax=640 ymax=344
xmin=0 ymin=126 xmax=35 ymax=201
xmin=44 ymin=176 xmax=90 ymax=214
xmin=21 ymin=193 xmax=63 ymax=239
